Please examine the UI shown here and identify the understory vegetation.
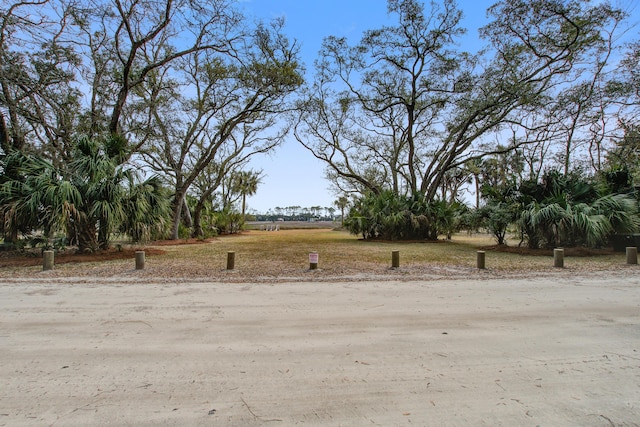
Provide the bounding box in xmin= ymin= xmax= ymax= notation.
xmin=346 ymin=168 xmax=639 ymax=249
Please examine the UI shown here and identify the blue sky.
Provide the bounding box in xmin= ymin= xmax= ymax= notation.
xmin=240 ymin=0 xmax=639 ymax=214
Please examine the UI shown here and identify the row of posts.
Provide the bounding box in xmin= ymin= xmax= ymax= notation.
xmin=552 ymin=247 xmax=638 ymax=268
xmin=42 ymin=250 xmax=146 ymax=271
xmin=41 ymin=247 xmax=640 ymax=272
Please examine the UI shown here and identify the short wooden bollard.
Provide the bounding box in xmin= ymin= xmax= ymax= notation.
xmin=477 ymin=251 xmax=486 ymax=269
xmin=43 ymin=250 xmax=54 ymax=271
xmin=554 ymin=248 xmax=564 ymax=268
xmin=135 ymin=250 xmax=145 ymax=270
xmin=226 ymin=251 xmax=235 ymax=270
xmin=309 ymin=252 xmax=318 ymax=270
xmin=626 ymin=247 xmax=638 ymax=265
xmin=391 ymin=250 xmax=400 ymax=269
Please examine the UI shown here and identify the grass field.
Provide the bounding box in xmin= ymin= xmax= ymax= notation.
xmin=1 ymin=226 xmax=633 ymax=281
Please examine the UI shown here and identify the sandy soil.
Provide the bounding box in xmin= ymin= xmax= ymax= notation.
xmin=1 ymin=273 xmax=640 ymax=426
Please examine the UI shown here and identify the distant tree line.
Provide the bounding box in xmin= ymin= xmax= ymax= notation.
xmin=254 ymin=205 xmax=338 ymax=222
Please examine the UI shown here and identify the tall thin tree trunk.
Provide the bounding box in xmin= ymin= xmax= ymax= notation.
xmin=241 ymin=194 xmax=247 ymax=221
xmin=474 ymin=173 xmax=480 ymax=209
xmin=3 ymin=228 xmax=18 ymax=245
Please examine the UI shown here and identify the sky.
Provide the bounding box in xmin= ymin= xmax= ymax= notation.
xmin=239 ymin=0 xmax=639 ymax=214
xmin=240 ymin=0 xmax=406 ymax=214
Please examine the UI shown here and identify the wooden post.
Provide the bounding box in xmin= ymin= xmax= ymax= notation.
xmin=43 ymin=250 xmax=54 ymax=271
xmin=226 ymin=251 xmax=235 ymax=270
xmin=626 ymin=247 xmax=638 ymax=265
xmin=391 ymin=250 xmax=400 ymax=269
xmin=554 ymin=248 xmax=564 ymax=268
xmin=477 ymin=251 xmax=486 ymax=269
xmin=135 ymin=251 xmax=145 ymax=270
xmin=309 ymin=252 xmax=318 ymax=270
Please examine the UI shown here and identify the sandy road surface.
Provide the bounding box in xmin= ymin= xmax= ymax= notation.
xmin=1 ymin=274 xmax=640 ymax=426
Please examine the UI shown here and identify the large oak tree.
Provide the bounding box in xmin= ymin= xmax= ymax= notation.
xmin=136 ymin=18 xmax=302 ymax=239
xmin=294 ymin=0 xmax=627 ymax=201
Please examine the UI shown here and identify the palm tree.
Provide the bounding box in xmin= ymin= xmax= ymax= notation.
xmin=274 ymin=206 xmax=283 ymax=219
xmin=334 ymin=196 xmax=349 ymax=228
xmin=232 ymin=170 xmax=262 ymax=221
xmin=310 ymin=205 xmax=323 ymax=219
xmin=68 ymin=136 xmax=127 ymax=250
xmin=465 ymin=158 xmax=483 ymax=209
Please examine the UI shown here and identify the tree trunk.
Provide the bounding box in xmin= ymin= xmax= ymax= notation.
xmin=192 ymin=201 xmax=204 ymax=238
xmin=474 ymin=173 xmax=480 ymax=209
xmin=241 ymin=194 xmax=247 ymax=221
xmin=2 ymin=228 xmax=19 ymax=245
xmin=98 ymin=218 xmax=110 ymax=250
xmin=170 ymin=190 xmax=185 ymax=240
xmin=76 ymin=219 xmax=98 ymax=253
xmin=182 ymin=196 xmax=192 ymax=228
xmin=0 ymin=111 xmax=9 ymax=153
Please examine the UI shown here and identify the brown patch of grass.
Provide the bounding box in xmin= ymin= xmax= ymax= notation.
xmin=151 ymin=238 xmax=216 ymax=246
xmin=485 ymin=245 xmax=617 ymax=257
xmin=0 ymin=229 xmax=633 ymax=281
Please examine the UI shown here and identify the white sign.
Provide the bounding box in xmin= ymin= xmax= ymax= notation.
xmin=309 ymin=253 xmax=319 ymax=264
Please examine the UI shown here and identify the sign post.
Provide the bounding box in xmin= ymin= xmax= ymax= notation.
xmin=309 ymin=252 xmax=319 ymax=270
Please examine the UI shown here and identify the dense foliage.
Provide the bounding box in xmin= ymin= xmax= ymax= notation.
xmin=345 ymin=191 xmax=466 ymax=241
xmin=475 ymin=170 xmax=640 ymax=249
xmin=0 ymin=136 xmax=170 ymax=251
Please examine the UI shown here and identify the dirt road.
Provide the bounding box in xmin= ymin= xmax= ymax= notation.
xmin=1 ymin=274 xmax=639 ymax=426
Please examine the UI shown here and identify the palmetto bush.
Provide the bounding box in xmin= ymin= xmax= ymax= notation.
xmin=518 ymin=194 xmax=639 ymax=249
xmin=1 ymin=136 xmax=170 ymax=251
xmin=345 ymin=191 xmax=465 ymax=241
xmin=119 ymin=175 xmax=172 ymax=243
xmin=474 ymin=169 xmax=640 ymax=249
xmin=1 ymin=151 xmax=81 ymax=242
